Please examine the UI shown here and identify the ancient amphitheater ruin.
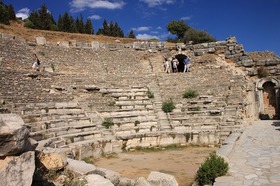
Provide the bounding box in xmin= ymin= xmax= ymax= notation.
xmin=1 ymin=32 xmax=280 ymax=185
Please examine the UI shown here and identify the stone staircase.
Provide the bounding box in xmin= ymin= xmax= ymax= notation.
xmin=148 ymin=52 xmax=247 ymax=143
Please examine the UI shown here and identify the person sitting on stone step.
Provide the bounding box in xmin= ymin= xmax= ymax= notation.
xmin=32 ymin=53 xmax=41 ymax=71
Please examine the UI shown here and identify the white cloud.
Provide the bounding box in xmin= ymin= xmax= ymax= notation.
xmin=16 ymin=8 xmax=30 ymax=20
xmin=156 ymin=26 xmax=162 ymax=30
xmin=132 ymin=26 xmax=150 ymax=32
xmin=181 ymin=16 xmax=191 ymax=21
xmin=70 ymin=0 xmax=125 ymax=12
xmin=88 ymin=15 xmax=101 ymax=20
xmin=136 ymin=33 xmax=159 ymax=40
xmin=140 ymin=0 xmax=176 ymax=7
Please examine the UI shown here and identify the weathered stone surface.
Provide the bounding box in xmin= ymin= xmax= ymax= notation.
xmin=92 ymin=167 xmax=120 ymax=185
xmin=39 ymin=148 xmax=68 ymax=170
xmin=0 ymin=151 xmax=35 ymax=186
xmin=85 ymin=174 xmax=114 ymax=186
xmin=0 ymin=114 xmax=32 ymax=156
xmin=118 ymin=177 xmax=136 ymax=186
xmin=134 ymin=177 xmax=151 ymax=186
xmin=36 ymin=36 xmax=46 ymax=45
xmin=66 ymin=158 xmax=97 ymax=175
xmin=147 ymin=171 xmax=179 ymax=186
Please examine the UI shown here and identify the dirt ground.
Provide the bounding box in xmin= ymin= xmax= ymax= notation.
xmin=94 ymin=147 xmax=216 ymax=186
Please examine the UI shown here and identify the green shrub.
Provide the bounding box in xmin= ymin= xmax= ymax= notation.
xmin=102 ymin=117 xmax=114 ymax=129
xmin=147 ymin=90 xmax=154 ymax=98
xmin=196 ymin=152 xmax=228 ymax=186
xmin=162 ymin=100 xmax=175 ymax=113
xmin=183 ymin=89 xmax=199 ymax=99
xmin=24 ymin=19 xmax=35 ymax=28
xmin=134 ymin=120 xmax=140 ymax=126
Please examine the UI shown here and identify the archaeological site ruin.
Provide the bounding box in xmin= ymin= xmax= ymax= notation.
xmin=1 ymin=32 xmax=280 ymax=185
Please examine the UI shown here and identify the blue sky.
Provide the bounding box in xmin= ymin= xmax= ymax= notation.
xmin=3 ymin=0 xmax=280 ymax=56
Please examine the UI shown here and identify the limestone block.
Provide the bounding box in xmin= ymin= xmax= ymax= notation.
xmin=147 ymin=171 xmax=178 ymax=186
xmin=36 ymin=36 xmax=47 ymax=45
xmin=242 ymin=59 xmax=254 ymax=67
xmin=85 ymin=174 xmax=114 ymax=186
xmin=39 ymin=148 xmax=68 ymax=170
xmin=133 ymin=177 xmax=151 ymax=186
xmin=1 ymin=33 xmax=15 ymax=40
xmin=67 ymin=158 xmax=96 ymax=175
xmin=59 ymin=41 xmax=70 ymax=48
xmin=0 ymin=114 xmax=33 ymax=156
xmin=0 ymin=151 xmax=35 ymax=186
xmin=92 ymin=167 xmax=120 ymax=185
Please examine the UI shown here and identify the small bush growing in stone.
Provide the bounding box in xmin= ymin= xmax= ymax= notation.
xmin=162 ymin=100 xmax=175 ymax=113
xmin=195 ymin=152 xmax=228 ymax=186
xmin=134 ymin=120 xmax=140 ymax=126
xmin=147 ymin=90 xmax=154 ymax=98
xmin=102 ymin=117 xmax=114 ymax=129
xmin=257 ymin=66 xmax=270 ymax=78
xmin=183 ymin=89 xmax=199 ymax=98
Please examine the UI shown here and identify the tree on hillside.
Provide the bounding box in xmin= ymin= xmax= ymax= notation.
xmin=0 ymin=3 xmax=9 ymax=24
xmin=58 ymin=12 xmax=76 ymax=32
xmin=75 ymin=14 xmax=84 ymax=33
xmin=128 ymin=30 xmax=136 ymax=38
xmin=185 ymin=28 xmax=216 ymax=44
xmin=167 ymin=19 xmax=216 ymax=44
xmin=167 ymin=20 xmax=190 ymax=40
xmin=26 ymin=4 xmax=56 ymax=30
xmin=0 ymin=2 xmax=15 ymax=24
xmin=96 ymin=19 xmax=124 ymax=37
xmin=84 ymin=18 xmax=94 ymax=34
xmin=7 ymin=4 xmax=16 ymax=20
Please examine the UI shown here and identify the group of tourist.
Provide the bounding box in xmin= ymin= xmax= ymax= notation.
xmin=163 ymin=56 xmax=190 ymax=73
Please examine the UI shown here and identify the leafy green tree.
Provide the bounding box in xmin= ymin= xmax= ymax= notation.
xmin=27 ymin=10 xmax=40 ymax=28
xmin=84 ymin=18 xmax=93 ymax=34
xmin=128 ymin=30 xmax=136 ymax=38
xmin=167 ymin=20 xmax=190 ymax=40
xmin=185 ymin=28 xmax=216 ymax=44
xmin=24 ymin=19 xmax=35 ymax=28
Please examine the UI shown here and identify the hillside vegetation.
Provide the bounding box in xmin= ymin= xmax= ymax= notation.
xmin=0 ymin=20 xmax=138 ymax=44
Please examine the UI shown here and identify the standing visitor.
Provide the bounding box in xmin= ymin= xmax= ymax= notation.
xmin=172 ymin=57 xmax=179 ymax=73
xmin=163 ymin=58 xmax=170 ymax=73
xmin=183 ymin=57 xmax=190 ymax=73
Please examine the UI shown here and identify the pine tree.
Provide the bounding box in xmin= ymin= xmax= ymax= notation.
xmin=84 ymin=18 xmax=94 ymax=34
xmin=57 ymin=14 xmax=63 ymax=31
xmin=7 ymin=4 xmax=16 ymax=20
xmin=75 ymin=14 xmax=84 ymax=33
xmin=0 ymin=3 xmax=9 ymax=24
xmin=128 ymin=30 xmax=136 ymax=38
xmin=38 ymin=4 xmax=56 ymax=30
